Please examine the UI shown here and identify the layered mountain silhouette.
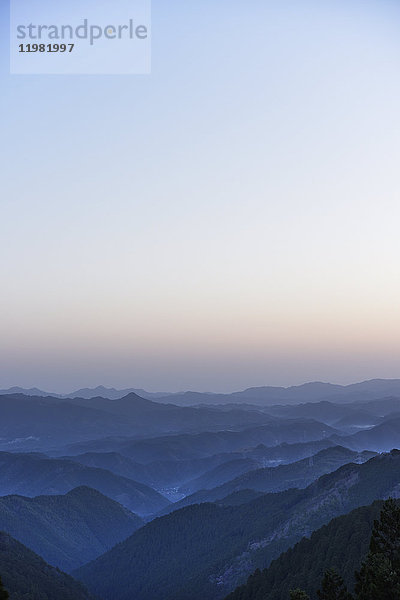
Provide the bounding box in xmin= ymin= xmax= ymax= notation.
xmin=169 ymin=446 xmax=375 ymax=510
xmin=339 ymin=415 xmax=400 ymax=451
xmin=1 ymin=382 xmax=400 ymax=600
xmin=0 ymin=486 xmax=142 ymax=571
xmin=66 ymin=420 xmax=338 ymax=462
xmin=3 ymin=378 xmax=400 ymax=406
xmin=144 ymin=379 xmax=400 ymax=406
xmin=0 ymin=452 xmax=169 ymax=516
xmin=0 ymin=393 xmax=293 ymax=452
xmin=74 ymin=450 xmax=400 ymax=600
xmin=64 ymin=439 xmax=337 ymax=492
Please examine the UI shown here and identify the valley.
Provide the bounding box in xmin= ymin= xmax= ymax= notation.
xmin=0 ymin=381 xmax=399 ymax=599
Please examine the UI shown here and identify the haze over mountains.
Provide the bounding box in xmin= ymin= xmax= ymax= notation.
xmin=0 ymin=487 xmax=142 ymax=571
xmin=0 ymin=392 xmax=284 ymax=452
xmin=0 ymin=452 xmax=169 ymax=516
xmin=1 ymin=379 xmax=400 ymax=599
xmin=75 ymin=450 xmax=400 ymax=600
xmin=0 ymin=386 xmax=171 ymax=400
xmin=167 ymin=446 xmax=376 ymax=511
xmin=3 ymin=1 xmax=399 ymax=599
xmin=3 ymin=378 xmax=400 ymax=406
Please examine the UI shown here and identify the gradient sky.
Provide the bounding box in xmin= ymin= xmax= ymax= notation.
xmin=1 ymin=0 xmax=400 ymax=393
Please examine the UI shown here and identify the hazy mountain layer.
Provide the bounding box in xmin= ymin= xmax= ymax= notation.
xmin=66 ymin=420 xmax=339 ymax=462
xmin=74 ymin=450 xmax=400 ymax=600
xmin=65 ymin=439 xmax=338 ymax=494
xmin=0 ymin=452 xmax=170 ymax=516
xmin=166 ymin=446 xmax=375 ymax=511
xmin=4 ymin=378 xmax=400 ymax=407
xmin=154 ymin=379 xmax=400 ymax=406
xmin=0 ymin=393 xmax=287 ymax=452
xmin=0 ymin=486 xmax=142 ymax=571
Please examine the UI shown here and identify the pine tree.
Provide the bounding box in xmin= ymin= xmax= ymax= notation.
xmin=355 ymin=498 xmax=400 ymax=600
xmin=317 ymin=569 xmax=353 ymax=600
xmin=369 ymin=498 xmax=400 ymax=567
xmin=0 ymin=576 xmax=9 ymax=600
xmin=290 ymin=589 xmax=310 ymax=600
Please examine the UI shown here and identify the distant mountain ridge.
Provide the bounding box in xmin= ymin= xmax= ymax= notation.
xmin=0 ymin=392 xmax=282 ymax=452
xmin=3 ymin=378 xmax=400 ymax=406
xmin=0 ymin=385 xmax=170 ymax=400
xmin=68 ymin=385 xmax=172 ymax=400
xmin=163 ymin=380 xmax=400 ymax=406
xmin=0 ymin=386 xmax=64 ymax=398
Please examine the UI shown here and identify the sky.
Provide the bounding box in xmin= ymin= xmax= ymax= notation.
xmin=1 ymin=0 xmax=400 ymax=393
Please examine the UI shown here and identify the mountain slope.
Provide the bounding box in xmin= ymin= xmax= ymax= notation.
xmin=266 ymin=401 xmax=379 ymax=428
xmin=0 ymin=486 xmax=143 ymax=571
xmin=65 ymin=451 xmax=157 ymax=485
xmin=168 ymin=446 xmax=375 ymax=510
xmin=179 ymin=458 xmax=260 ymax=495
xmin=343 ymin=415 xmax=400 ymax=451
xmin=68 ymin=420 xmax=339 ymax=462
xmin=0 ymin=452 xmax=170 ymax=516
xmin=66 ymin=450 xmax=260 ymax=493
xmin=0 ymin=532 xmax=94 ymax=600
xmin=225 ymin=500 xmax=387 ymax=600
xmin=0 ymin=393 xmax=301 ymax=453
xmin=67 ymin=393 xmax=279 ymax=433
xmin=67 ymin=439 xmax=338 ymax=493
xmin=74 ymin=450 xmax=400 ymax=600
xmin=0 ymin=393 xmax=134 ymax=451
xmin=332 ymin=409 xmax=380 ymax=431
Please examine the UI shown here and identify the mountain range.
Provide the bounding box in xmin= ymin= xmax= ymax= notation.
xmin=65 ymin=420 xmax=338 ymax=462
xmin=0 ymin=392 xmax=291 ymax=452
xmin=1 ymin=382 xmax=400 ymax=600
xmin=74 ymin=449 xmax=400 ymax=600
xmin=0 ymin=452 xmax=169 ymax=516
xmin=62 ymin=438 xmax=338 ymax=496
xmin=3 ymin=378 xmax=400 ymax=406
xmin=168 ymin=446 xmax=376 ymax=511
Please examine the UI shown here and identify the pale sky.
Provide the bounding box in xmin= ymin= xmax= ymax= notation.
xmin=1 ymin=0 xmax=400 ymax=393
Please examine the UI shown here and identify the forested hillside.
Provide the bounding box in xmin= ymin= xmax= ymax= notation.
xmin=0 ymin=452 xmax=169 ymax=516
xmin=225 ymin=501 xmax=384 ymax=599
xmin=0 ymin=532 xmax=94 ymax=600
xmin=0 ymin=486 xmax=142 ymax=571
xmin=66 ymin=420 xmax=339 ymax=462
xmin=164 ymin=446 xmax=375 ymax=512
xmin=74 ymin=451 xmax=400 ymax=600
